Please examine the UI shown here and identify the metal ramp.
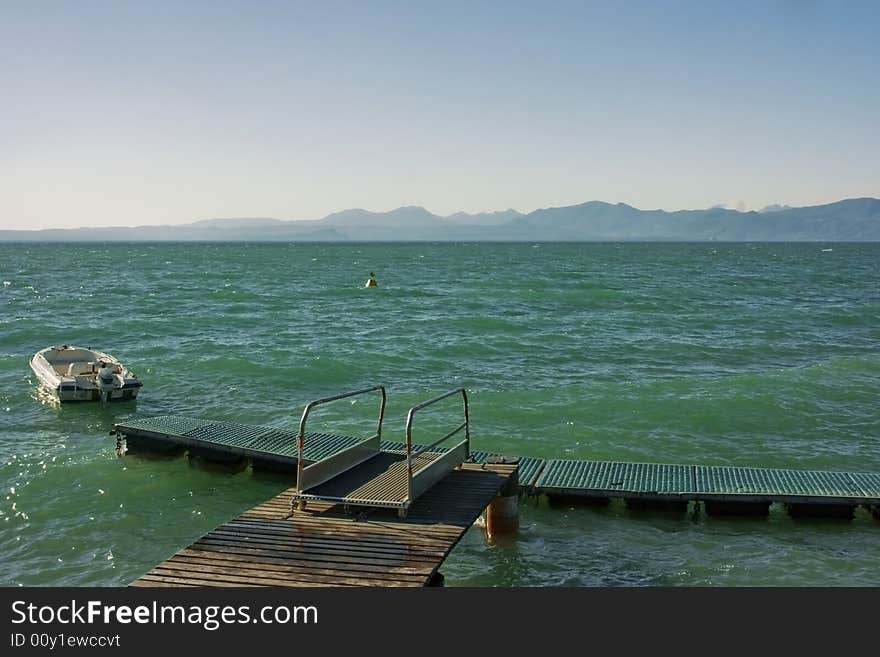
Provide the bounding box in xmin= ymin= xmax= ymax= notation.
xmin=291 ymin=386 xmax=470 ymax=517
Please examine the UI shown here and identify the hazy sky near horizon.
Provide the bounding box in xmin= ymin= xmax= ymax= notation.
xmin=2 ymin=1 xmax=878 ymax=230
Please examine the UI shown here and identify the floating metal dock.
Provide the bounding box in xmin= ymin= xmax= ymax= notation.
xmin=533 ymin=459 xmax=880 ymax=512
xmin=115 ymin=415 xmax=880 ymax=517
xmin=130 ymin=461 xmax=517 ymax=587
xmin=114 ymin=414 xmax=362 ymax=469
xmin=115 ymin=419 xmax=544 ymax=488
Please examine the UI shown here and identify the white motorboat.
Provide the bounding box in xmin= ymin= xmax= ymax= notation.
xmin=30 ymin=345 xmax=143 ymax=402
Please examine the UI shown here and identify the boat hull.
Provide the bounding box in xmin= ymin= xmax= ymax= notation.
xmin=54 ymin=385 xmax=141 ymax=403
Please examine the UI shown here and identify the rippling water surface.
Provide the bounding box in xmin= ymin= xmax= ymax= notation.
xmin=1 ymin=242 xmax=878 ymax=586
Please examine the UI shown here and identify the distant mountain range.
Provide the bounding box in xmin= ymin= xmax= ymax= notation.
xmin=2 ymin=198 xmax=879 ymax=242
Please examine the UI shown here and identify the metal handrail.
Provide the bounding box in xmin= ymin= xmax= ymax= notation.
xmin=404 ymin=388 xmax=470 ymax=503
xmin=295 ymin=385 xmax=386 ymax=493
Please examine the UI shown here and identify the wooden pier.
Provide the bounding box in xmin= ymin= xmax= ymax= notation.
xmin=115 ymin=388 xmax=880 ymax=587
xmin=130 ymin=461 xmax=516 ymax=587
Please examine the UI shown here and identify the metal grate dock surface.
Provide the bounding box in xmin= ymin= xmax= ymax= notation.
xmin=516 ymin=457 xmax=547 ymax=489
xmin=694 ymin=465 xmax=864 ymax=498
xmin=116 ymin=416 xmax=363 ymax=464
xmin=294 ymin=451 xmax=445 ymax=508
xmin=536 ymin=460 xmax=694 ymax=498
xmin=535 ymin=459 xmax=880 ymax=505
xmin=849 ymin=472 xmax=880 ymax=498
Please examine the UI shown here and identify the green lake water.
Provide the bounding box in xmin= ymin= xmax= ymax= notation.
xmin=1 ymin=241 xmax=878 ymax=586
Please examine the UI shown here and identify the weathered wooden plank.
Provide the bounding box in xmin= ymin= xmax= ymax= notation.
xmin=147 ymin=568 xmax=346 ymax=588
xmin=177 ymin=545 xmax=431 ymax=577
xmin=172 ymin=551 xmax=428 ymax=584
xmin=129 ymin=579 xmax=197 ymax=588
xmin=136 ymin=573 xmax=269 ymax=587
xmin=204 ymin=528 xmax=448 ymax=558
xmin=224 ymin=517 xmax=459 ymax=546
xmin=191 ymin=537 xmax=436 ymax=570
xmin=197 ymin=532 xmax=445 ymax=562
xmin=227 ymin=514 xmax=464 ymax=539
xmin=212 ymin=524 xmax=453 ymax=550
xmin=161 ymin=558 xmax=416 ymax=587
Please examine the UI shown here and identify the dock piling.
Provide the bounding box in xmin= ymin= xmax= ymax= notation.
xmin=484 ymin=456 xmax=520 ymax=539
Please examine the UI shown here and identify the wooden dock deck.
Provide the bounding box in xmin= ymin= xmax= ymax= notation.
xmin=130 ymin=462 xmax=516 ymax=587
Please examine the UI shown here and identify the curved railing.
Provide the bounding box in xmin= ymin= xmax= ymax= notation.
xmin=404 ymin=388 xmax=470 ymax=505
xmin=295 ymin=385 xmax=386 ymax=498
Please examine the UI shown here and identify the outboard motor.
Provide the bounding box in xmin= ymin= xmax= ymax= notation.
xmin=96 ymin=361 xmax=117 ymax=401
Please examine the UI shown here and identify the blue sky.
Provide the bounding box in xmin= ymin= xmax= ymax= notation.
xmin=2 ymin=1 xmax=878 ymax=229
